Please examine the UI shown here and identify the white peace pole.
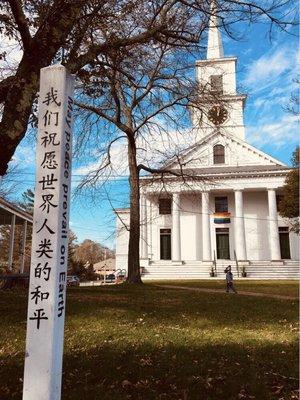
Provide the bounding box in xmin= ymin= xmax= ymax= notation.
xmin=23 ymin=65 xmax=74 ymax=400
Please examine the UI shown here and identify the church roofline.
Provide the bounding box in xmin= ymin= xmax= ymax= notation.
xmin=230 ymin=135 xmax=286 ymax=166
xmin=0 ymin=197 xmax=33 ymax=224
xmin=196 ymin=94 xmax=247 ymax=103
xmin=196 ymin=57 xmax=237 ymax=65
xmin=160 ymin=130 xmax=286 ymax=171
xmin=114 ymin=208 xmax=130 ymax=214
xmin=140 ymin=165 xmax=291 ymax=182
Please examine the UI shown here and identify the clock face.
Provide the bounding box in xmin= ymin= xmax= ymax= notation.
xmin=208 ymin=106 xmax=228 ymax=125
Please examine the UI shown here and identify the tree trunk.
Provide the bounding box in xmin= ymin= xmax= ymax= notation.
xmin=0 ymin=55 xmax=39 ymax=176
xmin=0 ymin=1 xmax=85 ymax=176
xmin=126 ymin=136 xmax=142 ymax=284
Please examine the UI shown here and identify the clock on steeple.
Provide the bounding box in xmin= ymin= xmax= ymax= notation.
xmin=208 ymin=106 xmax=228 ymax=125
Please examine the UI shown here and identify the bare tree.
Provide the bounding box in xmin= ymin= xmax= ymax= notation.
xmin=73 ymin=238 xmax=114 ymax=264
xmin=75 ymin=39 xmax=209 ymax=283
xmin=284 ymin=78 xmax=300 ymax=116
xmin=0 ymin=0 xmax=203 ymax=175
xmin=0 ymin=0 xmax=293 ymax=176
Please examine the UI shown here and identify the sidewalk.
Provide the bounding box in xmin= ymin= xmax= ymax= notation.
xmin=158 ymin=285 xmax=298 ymax=300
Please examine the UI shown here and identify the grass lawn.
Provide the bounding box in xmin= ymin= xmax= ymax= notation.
xmin=0 ymin=284 xmax=298 ymax=400
xmin=152 ymin=280 xmax=299 ymax=297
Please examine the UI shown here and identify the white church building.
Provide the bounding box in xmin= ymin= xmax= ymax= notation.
xmin=115 ymin=11 xmax=299 ymax=280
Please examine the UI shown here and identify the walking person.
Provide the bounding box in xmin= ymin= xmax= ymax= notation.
xmin=224 ymin=265 xmax=237 ymax=293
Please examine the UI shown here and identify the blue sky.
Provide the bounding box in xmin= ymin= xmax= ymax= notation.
xmin=3 ymin=9 xmax=299 ymax=249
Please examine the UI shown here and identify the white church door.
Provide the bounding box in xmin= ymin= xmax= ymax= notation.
xmin=279 ymin=227 xmax=291 ymax=259
xmin=216 ymin=228 xmax=230 ymax=259
xmin=160 ymin=229 xmax=171 ymax=260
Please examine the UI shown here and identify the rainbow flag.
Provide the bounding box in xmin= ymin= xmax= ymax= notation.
xmin=213 ymin=212 xmax=231 ymax=224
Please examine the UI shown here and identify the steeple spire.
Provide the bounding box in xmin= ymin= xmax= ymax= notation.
xmin=207 ymin=0 xmax=224 ymax=59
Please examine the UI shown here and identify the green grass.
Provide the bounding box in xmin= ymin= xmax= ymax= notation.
xmin=152 ymin=280 xmax=299 ymax=297
xmin=0 ymin=284 xmax=299 ymax=400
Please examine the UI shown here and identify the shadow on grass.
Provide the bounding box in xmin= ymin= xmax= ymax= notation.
xmin=0 ymin=286 xmax=298 ymax=400
xmin=65 ymin=286 xmax=299 ymax=332
xmin=0 ymin=341 xmax=298 ymax=400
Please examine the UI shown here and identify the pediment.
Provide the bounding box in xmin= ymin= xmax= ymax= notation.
xmin=166 ymin=131 xmax=285 ymax=170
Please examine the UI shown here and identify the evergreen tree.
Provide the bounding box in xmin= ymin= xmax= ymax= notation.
xmin=19 ymin=188 xmax=35 ymax=214
xmin=278 ymin=146 xmax=299 ymax=233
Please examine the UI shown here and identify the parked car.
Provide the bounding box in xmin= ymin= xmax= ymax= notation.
xmin=67 ymin=275 xmax=80 ymax=287
xmin=105 ymin=274 xmax=116 ymax=282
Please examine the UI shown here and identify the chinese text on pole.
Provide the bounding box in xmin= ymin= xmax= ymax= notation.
xmin=23 ymin=65 xmax=74 ymax=400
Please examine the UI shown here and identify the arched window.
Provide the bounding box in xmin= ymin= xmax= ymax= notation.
xmin=213 ymin=144 xmax=225 ymax=164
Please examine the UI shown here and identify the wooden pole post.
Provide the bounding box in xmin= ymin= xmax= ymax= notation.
xmin=20 ymin=220 xmax=27 ymax=273
xmin=8 ymin=214 xmax=16 ymax=270
xmin=22 ymin=65 xmax=74 ymax=400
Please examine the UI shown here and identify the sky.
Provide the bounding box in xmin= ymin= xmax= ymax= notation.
xmin=1 ymin=5 xmax=299 ymax=249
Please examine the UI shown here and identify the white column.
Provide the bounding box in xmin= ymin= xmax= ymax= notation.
xmin=8 ymin=214 xmax=16 ymax=270
xmin=172 ymin=193 xmax=181 ymax=261
xmin=202 ymin=192 xmax=211 ymax=260
xmin=140 ymin=195 xmax=148 ymax=259
xmin=268 ymin=189 xmax=281 ymax=260
xmin=146 ymin=198 xmax=152 ymax=260
xmin=20 ymin=220 xmax=28 ymax=273
xmin=234 ymin=190 xmax=247 ymax=260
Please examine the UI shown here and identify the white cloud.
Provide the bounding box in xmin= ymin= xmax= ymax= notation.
xmin=253 ymin=98 xmax=265 ymax=108
xmin=0 ymin=34 xmax=23 ymax=79
xmin=137 ymin=126 xmax=197 ymax=166
xmin=244 ymin=43 xmax=299 ymax=152
xmin=243 ymin=47 xmax=298 ymax=93
xmin=72 ymin=139 xmax=129 ymax=180
xmin=11 ymin=143 xmax=36 ymax=166
xmin=246 ymin=114 xmax=299 ymax=148
xmin=72 ymin=126 xmax=198 ymax=183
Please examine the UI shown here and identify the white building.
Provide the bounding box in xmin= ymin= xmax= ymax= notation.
xmin=115 ymin=10 xmax=299 ymax=280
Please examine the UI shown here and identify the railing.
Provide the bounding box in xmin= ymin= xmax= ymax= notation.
xmin=213 ymin=250 xmax=217 ymax=277
xmin=80 ymin=280 xmax=103 ymax=287
xmin=115 ymin=269 xmax=127 ymax=280
xmin=234 ymin=250 xmax=240 ymax=277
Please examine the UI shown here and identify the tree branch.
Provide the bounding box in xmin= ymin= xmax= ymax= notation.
xmin=75 ymin=100 xmax=132 ymax=136
xmin=8 ymin=0 xmax=32 ymax=50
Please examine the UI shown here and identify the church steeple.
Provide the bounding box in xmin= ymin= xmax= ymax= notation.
xmin=193 ymin=0 xmax=247 ymax=142
xmin=207 ymin=0 xmax=224 ymax=59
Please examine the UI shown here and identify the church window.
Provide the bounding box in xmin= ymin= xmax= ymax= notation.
xmin=159 ymin=198 xmax=171 ymax=214
xmin=213 ymin=144 xmax=225 ymax=164
xmin=215 ymin=196 xmax=228 ymax=213
xmin=210 ymin=75 xmax=223 ymax=94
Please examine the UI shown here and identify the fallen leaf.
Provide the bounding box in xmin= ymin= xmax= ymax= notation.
xmin=271 ymin=385 xmax=284 ymax=395
xmin=122 ymin=380 xmax=132 ymax=388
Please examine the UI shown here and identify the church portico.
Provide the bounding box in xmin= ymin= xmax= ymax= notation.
xmin=135 ymin=185 xmax=299 ymax=267
xmin=116 ymin=185 xmax=299 ymax=278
